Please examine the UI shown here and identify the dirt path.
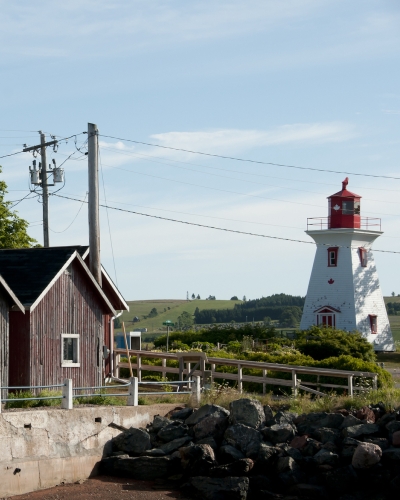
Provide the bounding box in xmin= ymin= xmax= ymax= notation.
xmin=10 ymin=476 xmax=191 ymax=500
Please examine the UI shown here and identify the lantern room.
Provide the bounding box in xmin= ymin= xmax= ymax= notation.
xmin=328 ymin=177 xmax=361 ymax=229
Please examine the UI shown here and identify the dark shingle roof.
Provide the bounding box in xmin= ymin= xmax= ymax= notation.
xmin=0 ymin=246 xmax=88 ymax=306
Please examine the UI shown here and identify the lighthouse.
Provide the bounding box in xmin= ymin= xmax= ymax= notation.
xmin=300 ymin=178 xmax=394 ymax=351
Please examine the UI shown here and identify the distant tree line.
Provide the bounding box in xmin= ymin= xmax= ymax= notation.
xmin=194 ymin=294 xmax=305 ymax=326
xmin=386 ymin=302 xmax=400 ymax=315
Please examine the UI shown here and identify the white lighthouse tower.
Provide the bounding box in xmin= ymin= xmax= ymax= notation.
xmin=300 ymin=178 xmax=394 ymax=351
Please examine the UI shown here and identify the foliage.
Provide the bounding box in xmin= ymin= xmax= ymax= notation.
xmin=294 ymin=326 xmax=376 ymax=362
xmin=386 ymin=302 xmax=400 ymax=315
xmin=176 ymin=310 xmax=194 ymax=329
xmin=230 ymin=296 xmax=239 ymax=300
xmin=147 ymin=307 xmax=158 ymax=318
xmin=114 ymin=317 xmax=122 ymax=329
xmin=5 ymin=390 xmax=62 ymax=408
xmin=0 ymin=167 xmax=38 ymax=248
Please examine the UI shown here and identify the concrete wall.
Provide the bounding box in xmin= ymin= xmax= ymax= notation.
xmin=0 ymin=404 xmax=178 ymax=498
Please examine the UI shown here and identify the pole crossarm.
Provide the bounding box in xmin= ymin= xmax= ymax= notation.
xmin=23 ymin=140 xmax=57 ymax=152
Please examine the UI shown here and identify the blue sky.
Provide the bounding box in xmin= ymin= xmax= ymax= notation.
xmin=0 ymin=0 xmax=399 ymax=301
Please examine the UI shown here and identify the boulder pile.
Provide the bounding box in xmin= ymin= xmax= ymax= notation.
xmin=100 ymin=399 xmax=400 ymax=499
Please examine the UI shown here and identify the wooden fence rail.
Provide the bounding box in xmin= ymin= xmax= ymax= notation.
xmin=113 ymin=349 xmax=378 ymax=397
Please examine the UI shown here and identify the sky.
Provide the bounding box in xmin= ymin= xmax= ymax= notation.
xmin=0 ymin=0 xmax=399 ymax=302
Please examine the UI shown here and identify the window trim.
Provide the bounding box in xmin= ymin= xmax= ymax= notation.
xmin=61 ymin=333 xmax=81 ymax=367
xmin=369 ymin=315 xmax=378 ymax=334
xmin=359 ymin=247 xmax=368 ymax=267
xmin=327 ymin=247 xmax=338 ymax=267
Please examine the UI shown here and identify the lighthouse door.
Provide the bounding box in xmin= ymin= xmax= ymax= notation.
xmin=315 ymin=309 xmax=337 ymax=327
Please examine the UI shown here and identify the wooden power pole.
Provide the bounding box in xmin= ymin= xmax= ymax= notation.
xmin=88 ymin=123 xmax=102 ymax=286
xmin=40 ymin=131 xmax=49 ymax=247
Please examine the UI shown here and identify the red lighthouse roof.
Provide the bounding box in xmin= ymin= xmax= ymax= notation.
xmin=328 ymin=177 xmax=361 ymax=199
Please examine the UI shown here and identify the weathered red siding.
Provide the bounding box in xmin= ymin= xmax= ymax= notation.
xmin=104 ymin=314 xmax=111 ymax=377
xmin=0 ymin=292 xmax=9 ymax=390
xmin=9 ymin=311 xmax=31 ymax=387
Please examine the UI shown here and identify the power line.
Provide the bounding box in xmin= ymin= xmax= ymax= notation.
xmin=51 ymin=193 xmax=400 ymax=255
xmin=49 ymin=192 xmax=87 ymax=233
xmin=99 ymin=134 xmax=400 ymax=181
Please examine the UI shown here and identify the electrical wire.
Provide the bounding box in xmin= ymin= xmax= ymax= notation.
xmin=99 ymin=134 xmax=400 ymax=181
xmin=51 ymin=193 xmax=400 ymax=255
xmin=49 ymin=192 xmax=88 ymax=233
xmin=9 ymin=192 xmax=39 ymax=209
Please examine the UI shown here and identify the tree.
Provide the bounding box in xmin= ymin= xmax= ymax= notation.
xmin=392 ymin=292 xmax=395 ymax=297
xmin=176 ymin=311 xmax=194 ymax=328
xmin=196 ymin=294 xmax=200 ymax=299
xmin=242 ymin=295 xmax=247 ymax=302
xmin=231 ymin=296 xmax=238 ymax=300
xmin=0 ymin=167 xmax=38 ymax=248
xmin=148 ymin=307 xmax=158 ymax=318
xmin=191 ymin=293 xmax=195 ymax=299
xmin=114 ymin=317 xmax=121 ymax=329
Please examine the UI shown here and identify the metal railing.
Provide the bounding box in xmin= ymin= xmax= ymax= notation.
xmin=114 ymin=349 xmax=379 ymax=397
xmin=307 ymin=217 xmax=381 ymax=231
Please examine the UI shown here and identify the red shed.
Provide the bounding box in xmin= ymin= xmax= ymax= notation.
xmin=328 ymin=177 xmax=361 ymax=229
xmin=0 ymin=246 xmax=127 ymax=389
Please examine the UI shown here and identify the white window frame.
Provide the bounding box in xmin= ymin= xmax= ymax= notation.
xmin=61 ymin=333 xmax=80 ymax=367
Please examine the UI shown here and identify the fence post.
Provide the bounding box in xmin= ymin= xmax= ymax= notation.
xmin=137 ymin=353 xmax=142 ymax=382
xmin=162 ymin=358 xmax=166 ymax=379
xmin=192 ymin=376 xmax=201 ymax=406
xmin=348 ymin=375 xmax=353 ymax=397
xmin=115 ymin=353 xmax=120 ymax=379
xmin=292 ymin=370 xmax=298 ymax=397
xmin=262 ymin=369 xmax=267 ymax=395
xmin=127 ymin=377 xmax=138 ymax=406
xmin=238 ymin=364 xmax=243 ymax=393
xmin=61 ymin=379 xmax=73 ymax=410
xmin=373 ymin=375 xmax=378 ymax=391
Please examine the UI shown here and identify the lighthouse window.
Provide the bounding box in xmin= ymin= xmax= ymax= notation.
xmin=327 ymin=247 xmax=338 ymax=267
xmin=369 ymin=315 xmax=378 ymax=334
xmin=359 ymin=247 xmax=368 ymax=267
xmin=354 ymin=201 xmax=360 ymax=215
xmin=342 ymin=201 xmax=354 ymax=215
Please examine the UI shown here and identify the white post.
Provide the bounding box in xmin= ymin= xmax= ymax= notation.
xmin=348 ymin=375 xmax=353 ymax=397
xmin=128 ymin=377 xmax=138 ymax=406
xmin=62 ymin=379 xmax=73 ymax=410
xmin=191 ymin=376 xmax=201 ymax=406
xmin=162 ymin=358 xmax=166 ymax=379
xmin=292 ymin=370 xmax=298 ymax=397
xmin=373 ymin=375 xmax=378 ymax=391
xmin=137 ymin=353 xmax=142 ymax=382
xmin=238 ymin=364 xmax=243 ymax=393
xmin=262 ymin=369 xmax=267 ymax=395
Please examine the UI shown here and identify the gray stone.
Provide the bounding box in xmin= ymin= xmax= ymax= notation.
xmin=103 ymin=456 xmax=172 ymax=480
xmin=170 ymin=407 xmax=194 ymax=420
xmin=112 ymin=427 xmax=151 ymax=455
xmin=276 ymin=456 xmax=303 ymax=487
xmin=276 ymin=456 xmax=297 ymax=474
xmin=193 ymin=415 xmax=229 ymax=441
xmin=150 ymin=415 xmax=173 ymax=432
xmin=363 ymin=437 xmax=389 ymax=451
xmin=323 ymin=465 xmax=358 ymax=494
xmin=159 ymin=435 xmax=192 ymax=454
xmin=187 ymin=476 xmax=249 ymax=500
xmin=256 ymin=443 xmax=279 ymax=465
xmin=342 ymin=423 xmax=379 ymax=439
xmin=294 ymin=412 xmax=344 ymax=435
xmin=229 ymin=398 xmax=266 ymax=429
xmin=185 ymin=404 xmax=229 ymax=426
xmin=340 ymin=415 xmax=363 ymax=429
xmin=301 ymin=438 xmax=322 ymax=457
xmin=158 ymin=422 xmax=189 ymax=442
xmin=140 ymin=448 xmax=166 ymax=457
xmin=224 ymin=423 xmax=262 ymax=455
xmin=180 ymin=444 xmax=216 ymax=476
xmin=209 ymin=458 xmax=254 ymax=478
xmin=313 ymin=427 xmax=340 ymax=445
xmin=262 ymin=424 xmax=295 ymax=444
xmin=386 ymin=420 xmax=400 ymax=433
xmin=197 ymin=436 xmax=218 ymax=450
xmin=351 ymin=442 xmax=382 ymax=469
xmin=273 ymin=411 xmax=298 ymax=426
xmin=377 ymin=412 xmax=397 ymax=427
xmin=218 ymin=444 xmax=245 ymax=464
xmin=264 ymin=405 xmax=273 ymax=422
xmin=314 ymin=449 xmax=339 ymax=466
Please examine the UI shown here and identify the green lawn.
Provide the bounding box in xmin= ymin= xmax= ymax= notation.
xmin=116 ymin=299 xmax=242 ymax=336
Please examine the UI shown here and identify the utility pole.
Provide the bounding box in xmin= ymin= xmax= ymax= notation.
xmin=88 ymin=123 xmax=101 ymax=286
xmin=24 ymin=132 xmax=59 ymax=248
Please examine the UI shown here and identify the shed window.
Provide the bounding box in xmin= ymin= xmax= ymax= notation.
xmin=328 ymin=247 xmax=338 ymax=267
xmin=359 ymin=247 xmax=368 ymax=267
xmin=369 ymin=315 xmax=378 ymax=334
xmin=61 ymin=334 xmax=80 ymax=367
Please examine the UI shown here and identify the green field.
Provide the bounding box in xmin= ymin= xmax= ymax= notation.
xmin=116 ymin=299 xmax=242 ymax=336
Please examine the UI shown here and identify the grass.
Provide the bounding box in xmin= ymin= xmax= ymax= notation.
xmin=116 ymin=299 xmax=242 ymax=335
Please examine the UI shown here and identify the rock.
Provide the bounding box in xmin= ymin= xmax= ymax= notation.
xmin=158 ymin=422 xmax=189 ymax=442
xmin=340 ymin=438 xmax=361 ymax=459
xmin=256 ymin=443 xmax=279 ymax=465
xmin=248 ymin=475 xmax=272 ymax=493
xmin=363 ymin=437 xmax=389 ymax=451
xmin=355 ymin=406 xmax=375 ymax=423
xmin=229 ymin=398 xmax=266 ymax=429
xmin=288 ymin=484 xmax=327 ymax=499
xmin=264 ymin=405 xmax=273 ymax=422
xmin=392 ymin=430 xmax=400 ymax=447
xmin=314 ymin=449 xmax=339 ymax=466
xmin=340 ymin=415 xmax=363 ymax=429
xmin=290 ymin=435 xmax=309 ymax=450
xmin=197 ymin=436 xmax=218 ymax=450
xmin=209 ymin=458 xmax=254 ymax=477
xmin=323 ymin=465 xmax=358 ymax=494
xmin=313 ymin=427 xmax=340 ymax=445
xmin=140 ymin=448 xmax=166 ymax=457
xmin=185 ymin=404 xmax=229 ymax=426
xmin=294 ymin=412 xmax=344 ymax=435
xmin=281 ymin=444 xmax=303 ymax=461
xmin=102 ymin=456 xmax=173 ymax=480
xmin=159 ymin=436 xmax=192 ymax=454
xmin=377 ymin=411 xmax=397 ymax=427
xmin=186 ymin=476 xmax=249 ymax=500
xmin=382 ymin=448 xmax=400 ymax=461
xmin=224 ymin=424 xmax=262 ymax=455
xmin=276 ymin=456 xmax=303 ymax=487
xmin=351 ymin=442 xmax=382 ymax=469
xmin=170 ymin=407 xmax=193 ymax=420
xmin=301 ymin=438 xmax=322 ymax=457
xmin=112 ymin=427 xmax=151 ymax=455
xmin=150 ymin=415 xmax=172 ymax=432
xmin=262 ymin=424 xmax=295 ymax=444
xmin=273 ymin=411 xmax=298 ymax=427
xmin=180 ymin=444 xmax=216 ymax=476
xmin=386 ymin=420 xmax=400 ymax=433
xmin=342 ymin=423 xmax=379 ymax=439
xmin=194 ymin=415 xmax=229 ymax=441
xmin=218 ymin=444 xmax=245 ymax=464
xmin=276 ymin=456 xmax=298 ymax=474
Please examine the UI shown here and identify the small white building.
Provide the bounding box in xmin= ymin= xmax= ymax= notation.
xmin=300 ymin=178 xmax=394 ymax=351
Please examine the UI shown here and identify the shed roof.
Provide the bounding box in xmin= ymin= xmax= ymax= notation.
xmin=0 ymin=246 xmax=87 ymax=306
